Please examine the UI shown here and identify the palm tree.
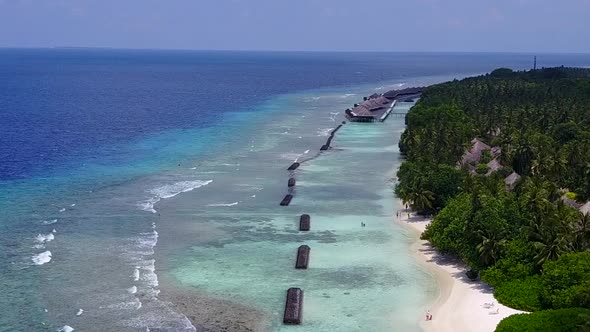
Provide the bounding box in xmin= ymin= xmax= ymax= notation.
xmin=530 ymin=213 xmax=573 ymax=267
xmin=513 ymin=138 xmax=534 ymax=175
xmin=476 ymin=231 xmax=507 ymax=266
xmin=574 ymin=212 xmax=590 ymax=251
xmin=520 ymin=178 xmax=553 ymax=224
xmin=532 ymin=235 xmax=571 ymax=267
xmin=410 ymin=190 xmax=435 ymax=213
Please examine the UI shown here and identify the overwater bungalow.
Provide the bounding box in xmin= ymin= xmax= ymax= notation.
xmin=345 ymin=96 xmax=391 ymax=122
xmin=283 ymin=288 xmax=304 ymax=324
xmin=345 ymin=87 xmax=423 ymax=122
xmin=383 ymin=87 xmax=424 ymax=100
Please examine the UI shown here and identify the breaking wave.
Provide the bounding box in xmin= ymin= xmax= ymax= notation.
xmin=317 ymin=127 xmax=335 ymax=137
xmin=32 ymin=251 xmax=52 ymax=265
xmin=207 ymin=202 xmax=239 ymax=207
xmin=139 ymin=180 xmax=213 ymax=213
xmin=35 ymin=233 xmax=55 ymax=244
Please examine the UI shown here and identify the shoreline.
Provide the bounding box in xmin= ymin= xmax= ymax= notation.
xmin=396 ymin=206 xmax=525 ymax=332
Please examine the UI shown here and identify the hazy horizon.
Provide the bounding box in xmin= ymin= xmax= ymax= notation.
xmin=2 ymin=47 xmax=590 ymax=56
xmin=1 ymin=0 xmax=589 ymax=53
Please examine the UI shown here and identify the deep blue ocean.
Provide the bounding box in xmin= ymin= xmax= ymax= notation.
xmin=1 ymin=49 xmax=590 ymax=331
xmin=3 ymin=50 xmax=590 ymax=184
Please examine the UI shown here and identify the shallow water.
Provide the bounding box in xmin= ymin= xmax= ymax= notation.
xmin=152 ymin=93 xmax=438 ymax=331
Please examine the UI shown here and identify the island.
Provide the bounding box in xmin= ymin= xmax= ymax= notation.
xmin=396 ymin=67 xmax=590 ymax=332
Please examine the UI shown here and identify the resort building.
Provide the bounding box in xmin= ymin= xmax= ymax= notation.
xmin=504 ymin=172 xmax=521 ymax=190
xmin=345 ymin=87 xmax=423 ymax=122
xmin=461 ymin=138 xmax=491 ymax=166
xmin=383 ymin=86 xmax=424 ymax=101
xmin=459 ymin=138 xmax=503 ymax=176
xmin=486 ymin=158 xmax=503 ymax=176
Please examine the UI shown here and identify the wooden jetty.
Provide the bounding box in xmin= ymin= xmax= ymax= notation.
xmin=283 ymin=288 xmax=304 ymax=325
xmin=295 ymin=245 xmax=310 ymax=269
xmin=299 ymin=214 xmax=310 ymax=231
xmin=379 ymin=100 xmax=397 ymax=122
xmin=280 ymin=194 xmax=293 ymax=206
xmin=331 ymin=124 xmax=343 ymax=135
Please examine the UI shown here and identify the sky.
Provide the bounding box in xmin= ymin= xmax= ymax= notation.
xmin=1 ymin=0 xmax=589 ymax=53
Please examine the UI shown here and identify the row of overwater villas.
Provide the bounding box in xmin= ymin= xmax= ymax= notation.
xmin=345 ymin=87 xmax=424 ymax=122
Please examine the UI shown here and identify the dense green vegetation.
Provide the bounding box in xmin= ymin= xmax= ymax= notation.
xmin=396 ymin=67 xmax=590 ymax=329
xmin=495 ymin=309 xmax=590 ymax=332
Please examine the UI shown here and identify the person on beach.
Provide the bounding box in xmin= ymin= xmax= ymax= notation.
xmin=426 ymin=310 xmax=432 ymax=321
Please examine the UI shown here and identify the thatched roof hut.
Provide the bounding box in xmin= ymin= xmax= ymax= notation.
xmin=504 ymin=172 xmax=521 ymax=190
xmin=580 ymin=201 xmax=590 ymax=216
xmin=486 ymin=159 xmax=503 ymax=175
xmin=461 ymin=138 xmax=491 ymax=165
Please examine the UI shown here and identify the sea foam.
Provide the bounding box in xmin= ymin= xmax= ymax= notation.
xmin=317 ymin=128 xmax=335 ymax=137
xmin=207 ymin=202 xmax=239 ymax=207
xmin=139 ymin=180 xmax=213 ymax=213
xmin=132 ymin=268 xmax=140 ymax=281
xmin=58 ymin=326 xmax=74 ymax=332
xmin=281 ymin=152 xmax=304 ymax=162
xmin=42 ymin=219 xmax=58 ymax=225
xmin=32 ymin=251 xmax=52 ymax=265
xmin=36 ymin=233 xmax=55 ymax=244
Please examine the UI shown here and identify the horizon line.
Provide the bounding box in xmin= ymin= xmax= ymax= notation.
xmin=1 ymin=46 xmax=590 ymax=55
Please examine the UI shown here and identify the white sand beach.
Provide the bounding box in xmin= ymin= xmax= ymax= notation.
xmin=398 ymin=210 xmax=526 ymax=332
